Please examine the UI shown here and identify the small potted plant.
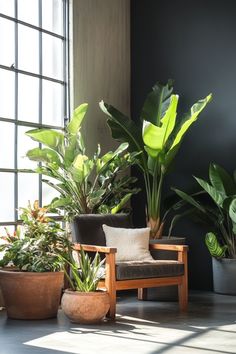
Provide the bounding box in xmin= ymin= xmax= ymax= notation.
xmin=0 ymin=201 xmax=70 ymax=320
xmin=61 ymin=246 xmax=110 ymax=324
xmin=172 ymin=163 xmax=236 ymax=295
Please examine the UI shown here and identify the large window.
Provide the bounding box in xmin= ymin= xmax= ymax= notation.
xmin=0 ymin=0 xmax=70 ymax=233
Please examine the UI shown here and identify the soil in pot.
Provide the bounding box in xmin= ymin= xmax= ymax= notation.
xmin=148 ymin=237 xmax=186 ymax=301
xmin=0 ymin=269 xmax=64 ymax=319
xmin=61 ymin=289 xmax=110 ymax=324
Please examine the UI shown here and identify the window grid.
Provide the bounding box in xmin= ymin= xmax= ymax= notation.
xmin=0 ymin=0 xmax=69 ymax=228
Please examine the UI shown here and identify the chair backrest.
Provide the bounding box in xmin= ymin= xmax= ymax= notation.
xmin=71 ymin=214 xmax=133 ymax=246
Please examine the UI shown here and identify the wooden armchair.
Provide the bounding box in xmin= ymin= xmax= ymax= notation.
xmin=72 ymin=214 xmax=188 ymax=320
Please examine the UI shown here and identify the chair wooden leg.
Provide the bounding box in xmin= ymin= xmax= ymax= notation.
xmin=178 ymin=277 xmax=188 ymax=311
xmin=105 ymin=253 xmax=116 ymax=320
xmin=138 ymin=288 xmax=147 ymax=300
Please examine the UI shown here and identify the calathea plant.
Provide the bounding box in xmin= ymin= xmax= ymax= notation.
xmin=172 ymin=163 xmax=236 ymax=259
xmin=25 ymin=104 xmax=139 ymax=221
xmin=100 ymin=81 xmax=212 ymax=238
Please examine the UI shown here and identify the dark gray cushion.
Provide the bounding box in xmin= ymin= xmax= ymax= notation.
xmin=116 ymin=260 xmax=184 ymax=280
xmin=71 ymin=214 xmax=133 ymax=246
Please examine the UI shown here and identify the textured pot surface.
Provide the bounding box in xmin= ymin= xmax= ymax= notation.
xmin=61 ymin=289 xmax=110 ymax=324
xmin=0 ymin=269 xmax=64 ymax=319
xmin=148 ymin=237 xmax=187 ymax=301
xmin=212 ymin=258 xmax=236 ymax=295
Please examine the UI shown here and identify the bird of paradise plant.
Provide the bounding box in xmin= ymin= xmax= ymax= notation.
xmin=100 ymin=80 xmax=212 ymax=238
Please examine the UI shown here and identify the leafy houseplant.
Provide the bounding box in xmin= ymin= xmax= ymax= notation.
xmin=100 ymin=81 xmax=212 ymax=238
xmin=172 ymin=163 xmax=236 ymax=295
xmin=25 ymin=104 xmax=139 ymax=221
xmin=61 ymin=246 xmax=110 ymax=324
xmin=0 ymin=201 xmax=69 ymax=319
xmin=172 ymin=163 xmax=236 ymax=259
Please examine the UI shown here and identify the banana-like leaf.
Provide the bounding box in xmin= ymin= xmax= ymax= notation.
xmin=172 ymin=188 xmax=207 ymax=214
xmin=71 ymin=154 xmax=93 ymax=182
xmin=111 ymin=193 xmax=132 ymax=214
xmin=209 ymin=163 xmax=236 ymax=196
xmin=205 ymin=232 xmax=227 ymax=258
xmin=194 ymin=176 xmax=225 ymax=207
xmin=50 ymin=197 xmax=71 ymax=209
xmin=67 ymin=103 xmax=88 ymax=134
xmin=99 ymin=101 xmax=145 ymax=168
xmin=142 ymin=94 xmax=178 ymax=157
xmin=140 ymin=80 xmax=173 ymax=125
xmin=88 ymin=189 xmax=106 ymax=207
xmin=26 ymin=129 xmax=64 ymax=152
xmin=164 ymin=94 xmax=212 ymax=168
xmin=26 ymin=147 xmax=61 ymax=166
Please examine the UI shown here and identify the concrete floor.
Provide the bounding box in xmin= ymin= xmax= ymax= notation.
xmin=0 ymin=291 xmax=236 ymax=354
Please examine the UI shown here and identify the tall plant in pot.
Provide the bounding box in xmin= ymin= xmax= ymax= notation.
xmin=25 ymin=104 xmax=139 ymax=222
xmin=100 ymin=81 xmax=212 ymax=239
xmin=0 ymin=201 xmax=70 ymax=319
xmin=172 ymin=163 xmax=236 ymax=295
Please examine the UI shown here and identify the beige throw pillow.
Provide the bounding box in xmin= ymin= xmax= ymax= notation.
xmin=102 ymin=225 xmax=153 ymax=262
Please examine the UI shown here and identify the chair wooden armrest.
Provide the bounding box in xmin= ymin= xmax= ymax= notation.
xmin=73 ymin=243 xmax=117 ymax=254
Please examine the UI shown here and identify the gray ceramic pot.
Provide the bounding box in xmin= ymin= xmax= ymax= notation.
xmin=212 ymin=258 xmax=236 ymax=295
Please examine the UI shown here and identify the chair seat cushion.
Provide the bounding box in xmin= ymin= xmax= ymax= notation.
xmin=115 ymin=260 xmax=184 ymax=280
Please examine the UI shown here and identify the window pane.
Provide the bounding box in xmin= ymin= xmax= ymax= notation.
xmin=0 ymin=173 xmax=14 ymax=222
xmin=42 ymin=80 xmax=63 ymax=126
xmin=18 ymin=74 xmax=39 ymax=123
xmin=18 ymin=0 xmax=39 ymax=27
xmin=42 ymin=0 xmax=63 ymax=35
xmin=0 ymin=0 xmax=15 ymax=17
xmin=0 ymin=225 xmax=15 ymax=237
xmin=18 ymin=173 xmax=39 ymax=213
xmin=0 ymin=69 xmax=14 ymax=119
xmin=0 ymin=18 xmax=15 ymax=67
xmin=42 ymin=33 xmax=63 ymax=80
xmin=0 ymin=122 xmax=14 ymax=168
xmin=42 ymin=177 xmax=59 ymax=206
xmin=18 ymin=126 xmax=39 ymax=169
xmin=18 ymin=25 xmax=39 ymax=74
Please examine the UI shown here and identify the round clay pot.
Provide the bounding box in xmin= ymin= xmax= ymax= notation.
xmin=0 ymin=268 xmax=64 ymax=319
xmin=61 ymin=289 xmax=110 ymax=324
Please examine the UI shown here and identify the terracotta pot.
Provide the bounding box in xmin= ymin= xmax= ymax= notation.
xmin=0 ymin=268 xmax=64 ymax=319
xmin=61 ymin=289 xmax=110 ymax=324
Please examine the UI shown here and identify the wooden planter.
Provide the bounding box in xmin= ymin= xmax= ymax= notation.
xmin=0 ymin=268 xmax=64 ymax=319
xmin=61 ymin=289 xmax=110 ymax=324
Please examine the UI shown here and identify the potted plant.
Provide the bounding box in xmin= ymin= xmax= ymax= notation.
xmin=100 ymin=80 xmax=212 ymax=238
xmin=25 ymin=104 xmax=140 ymax=222
xmin=60 ymin=246 xmax=110 ymax=324
xmin=172 ymin=163 xmax=236 ymax=295
xmin=0 ymin=201 xmax=70 ymax=319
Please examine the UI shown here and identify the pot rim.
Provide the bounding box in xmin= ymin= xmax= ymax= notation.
xmin=64 ymin=288 xmax=108 ymax=296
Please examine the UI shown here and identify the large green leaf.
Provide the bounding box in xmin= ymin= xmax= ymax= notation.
xmin=26 ymin=147 xmax=61 ymax=166
xmin=26 ymin=129 xmax=64 ymax=152
xmin=172 ymin=188 xmax=207 ymax=214
xmin=194 ymin=177 xmax=225 ymax=207
xmin=111 ymin=193 xmax=132 ymax=214
xmin=164 ymin=94 xmax=212 ymax=168
xmin=209 ymin=163 xmax=236 ymax=196
xmin=67 ymin=103 xmax=88 ymax=134
xmin=140 ymin=80 xmax=173 ymax=125
xmin=99 ymin=101 xmax=145 ymax=168
xmin=71 ymin=154 xmax=94 ymax=182
xmin=142 ymin=94 xmax=178 ymax=155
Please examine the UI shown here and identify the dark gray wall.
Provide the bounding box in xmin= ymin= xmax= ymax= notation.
xmin=131 ymin=0 xmax=236 ymax=289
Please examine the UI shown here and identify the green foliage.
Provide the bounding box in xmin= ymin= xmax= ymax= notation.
xmin=171 ymin=163 xmax=236 ymax=259
xmin=61 ymin=246 xmax=105 ymax=292
xmin=100 ymin=81 xmax=212 ymax=238
xmin=26 ymin=104 xmax=140 ymax=221
xmin=0 ymin=201 xmax=70 ymax=272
